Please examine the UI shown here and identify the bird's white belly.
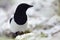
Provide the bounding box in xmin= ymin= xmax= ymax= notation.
xmin=10 ymin=18 xmax=27 ymax=33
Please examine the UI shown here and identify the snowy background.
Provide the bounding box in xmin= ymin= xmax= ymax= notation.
xmin=0 ymin=0 xmax=59 ymax=40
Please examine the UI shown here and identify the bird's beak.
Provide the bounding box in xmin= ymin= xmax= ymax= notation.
xmin=29 ymin=5 xmax=33 ymax=7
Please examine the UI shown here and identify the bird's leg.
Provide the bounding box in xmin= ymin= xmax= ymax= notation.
xmin=12 ymin=30 xmax=31 ymax=38
xmin=10 ymin=31 xmax=24 ymax=38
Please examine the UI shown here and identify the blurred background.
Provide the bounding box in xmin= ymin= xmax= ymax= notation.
xmin=0 ymin=0 xmax=59 ymax=40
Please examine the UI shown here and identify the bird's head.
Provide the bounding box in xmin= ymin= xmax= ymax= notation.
xmin=16 ymin=3 xmax=33 ymax=11
xmin=19 ymin=3 xmax=33 ymax=8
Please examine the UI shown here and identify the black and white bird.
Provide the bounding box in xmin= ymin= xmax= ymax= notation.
xmin=9 ymin=3 xmax=33 ymax=37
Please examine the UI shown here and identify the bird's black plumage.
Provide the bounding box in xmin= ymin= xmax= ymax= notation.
xmin=10 ymin=18 xmax=13 ymax=23
xmin=14 ymin=3 xmax=33 ymax=25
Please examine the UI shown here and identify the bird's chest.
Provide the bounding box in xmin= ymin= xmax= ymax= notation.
xmin=10 ymin=18 xmax=27 ymax=33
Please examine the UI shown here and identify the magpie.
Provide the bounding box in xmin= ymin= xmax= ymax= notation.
xmin=9 ymin=3 xmax=33 ymax=38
